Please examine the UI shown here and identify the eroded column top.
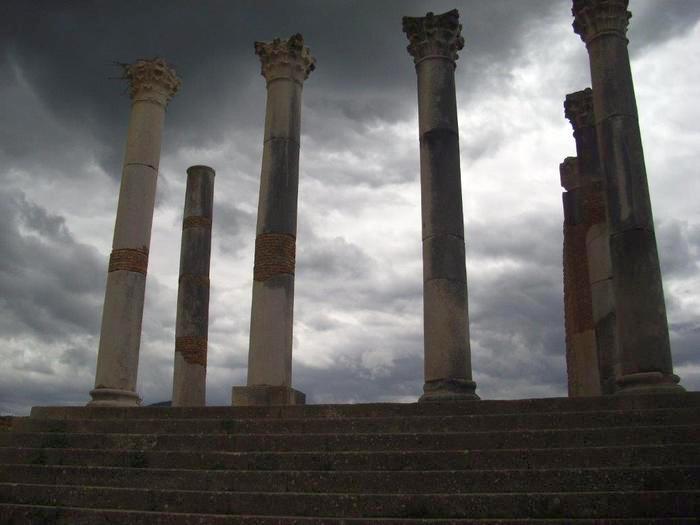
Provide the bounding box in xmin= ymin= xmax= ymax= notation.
xmin=564 ymin=88 xmax=595 ymax=131
xmin=123 ymin=58 xmax=181 ymax=106
xmin=255 ymin=33 xmax=316 ymax=84
xmin=572 ymin=0 xmax=631 ymax=44
xmin=402 ymin=9 xmax=464 ymax=65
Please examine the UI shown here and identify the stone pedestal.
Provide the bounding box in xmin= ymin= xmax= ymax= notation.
xmin=90 ymin=59 xmax=180 ymax=407
xmin=233 ymin=34 xmax=315 ymax=406
xmin=564 ymin=88 xmax=617 ymax=395
xmin=172 ymin=165 xmax=215 ymax=407
xmin=232 ymin=385 xmax=305 ymax=406
xmin=572 ymin=0 xmax=683 ymax=394
xmin=403 ymin=10 xmax=478 ymax=402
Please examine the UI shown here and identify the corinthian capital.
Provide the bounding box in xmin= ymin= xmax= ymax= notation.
xmin=572 ymin=0 xmax=631 ymax=43
xmin=564 ymin=88 xmax=595 ymax=130
xmin=255 ymin=33 xmax=316 ymax=84
xmin=123 ymin=58 xmax=181 ymax=105
xmin=403 ymin=9 xmax=464 ymax=64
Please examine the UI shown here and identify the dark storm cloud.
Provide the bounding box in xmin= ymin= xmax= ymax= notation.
xmin=0 ymin=0 xmax=563 ymax=176
xmin=628 ymin=1 xmax=700 ymax=53
xmin=0 ymin=189 xmax=104 ymax=342
xmin=3 ymin=1 xmax=696 ymax=176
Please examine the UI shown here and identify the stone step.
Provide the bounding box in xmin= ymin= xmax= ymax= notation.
xmin=1 ymin=464 xmax=697 ymax=494
xmin=2 ymin=443 xmax=697 ymax=470
xmin=13 ymin=408 xmax=699 ymax=435
xmin=1 ymin=484 xmax=698 ymax=518
xmin=28 ymin=392 xmax=700 ymax=420
xmin=1 ymin=504 xmax=698 ymax=525
xmin=2 ymin=425 xmax=698 ymax=452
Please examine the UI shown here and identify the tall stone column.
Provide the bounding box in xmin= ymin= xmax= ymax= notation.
xmin=232 ymin=34 xmax=315 ymax=406
xmin=172 ymin=165 xmax=215 ymax=407
xmin=560 ymin=156 xmax=601 ymax=397
xmin=403 ymin=10 xmax=478 ymax=402
xmin=564 ymin=88 xmax=617 ymax=395
xmin=89 ymin=58 xmax=180 ymax=407
xmin=572 ymin=0 xmax=683 ymax=394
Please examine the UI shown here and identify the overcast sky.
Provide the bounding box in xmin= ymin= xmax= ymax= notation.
xmin=1 ymin=1 xmax=699 ymax=415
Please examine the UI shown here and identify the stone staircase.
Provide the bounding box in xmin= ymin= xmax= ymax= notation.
xmin=0 ymin=393 xmax=698 ymax=524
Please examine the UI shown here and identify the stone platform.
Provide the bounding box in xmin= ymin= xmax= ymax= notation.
xmin=1 ymin=393 xmax=699 ymax=523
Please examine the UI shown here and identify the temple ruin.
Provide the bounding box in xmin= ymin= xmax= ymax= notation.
xmin=83 ymin=1 xmax=688 ymax=407
xmin=1 ymin=2 xmax=697 ymax=522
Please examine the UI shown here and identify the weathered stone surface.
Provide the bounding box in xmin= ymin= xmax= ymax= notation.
xmin=419 ymin=129 xmax=465 ymax=239
xmin=422 ymin=278 xmax=472 ymax=386
xmin=422 ymin=234 xmax=466 ymax=282
xmin=91 ymin=59 xmax=179 ymax=407
xmin=232 ymin=385 xmax=305 ymax=407
xmin=239 ymin=36 xmax=314 ymax=405
xmin=247 ymin=275 xmax=295 ymax=387
xmin=572 ymin=0 xmax=682 ymax=394
xmin=257 ymin=138 xmax=300 ymax=235
xmin=1 ymin=395 xmax=699 ymax=520
xmin=405 ymin=10 xmax=476 ymax=401
xmin=172 ymin=165 xmax=215 ymax=407
xmin=609 ymin=228 xmax=674 ymax=376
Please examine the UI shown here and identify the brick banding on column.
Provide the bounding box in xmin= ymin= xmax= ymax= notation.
xmin=175 ymin=336 xmax=207 ymax=367
xmin=108 ymin=248 xmax=148 ymax=274
xmin=254 ymin=233 xmax=296 ymax=281
xmin=586 ymin=184 xmax=607 ymax=226
xmin=183 ymin=216 xmax=212 ymax=230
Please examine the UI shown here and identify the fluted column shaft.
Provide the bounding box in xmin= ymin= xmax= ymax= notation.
xmin=233 ymin=34 xmax=315 ymax=406
xmin=172 ymin=165 xmax=215 ymax=407
xmin=565 ymin=88 xmax=616 ymax=395
xmin=90 ymin=59 xmax=180 ymax=407
xmin=403 ymin=10 xmax=478 ymax=401
xmin=572 ymin=0 xmax=683 ymax=393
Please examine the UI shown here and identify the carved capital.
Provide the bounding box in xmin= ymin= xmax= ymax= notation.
xmin=123 ymin=58 xmax=181 ymax=105
xmin=564 ymin=88 xmax=595 ymax=130
xmin=560 ymin=157 xmax=581 ymax=191
xmin=403 ymin=9 xmax=464 ymax=64
xmin=255 ymin=33 xmax=315 ymax=84
xmin=572 ymin=0 xmax=631 ymax=44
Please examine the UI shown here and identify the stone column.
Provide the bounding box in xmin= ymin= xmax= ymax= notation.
xmin=232 ymin=34 xmax=315 ymax=406
xmin=560 ymin=156 xmax=601 ymax=396
xmin=89 ymin=58 xmax=180 ymax=407
xmin=564 ymin=88 xmax=617 ymax=395
xmin=572 ymin=0 xmax=683 ymax=394
xmin=172 ymin=165 xmax=215 ymax=407
xmin=403 ymin=10 xmax=478 ymax=402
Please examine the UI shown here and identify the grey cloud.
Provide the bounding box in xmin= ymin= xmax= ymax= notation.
xmin=0 ymin=189 xmax=104 ymax=342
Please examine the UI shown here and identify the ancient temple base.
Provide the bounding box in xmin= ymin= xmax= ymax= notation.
xmin=232 ymin=385 xmax=306 ymax=406
xmin=615 ymin=372 xmax=685 ymax=396
xmin=419 ymin=379 xmax=479 ymax=403
xmin=87 ymin=388 xmax=141 ymax=407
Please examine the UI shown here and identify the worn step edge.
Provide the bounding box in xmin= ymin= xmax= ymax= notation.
xmin=2 ymin=464 xmax=697 ymax=494
xmin=29 ymin=393 xmax=700 ymax=419
xmin=3 ymin=443 xmax=697 ymax=470
xmin=1 ymin=484 xmax=698 ymax=518
xmin=2 ymin=425 xmax=697 ymax=452
xmin=2 ymin=504 xmax=698 ymax=525
xmin=13 ymin=408 xmax=700 ymax=434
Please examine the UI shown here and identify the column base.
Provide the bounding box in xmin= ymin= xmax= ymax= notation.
xmin=87 ymin=388 xmax=142 ymax=407
xmin=232 ymin=385 xmax=306 ymax=406
xmin=615 ymin=371 xmax=685 ymax=396
xmin=419 ymin=378 xmax=479 ymax=402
